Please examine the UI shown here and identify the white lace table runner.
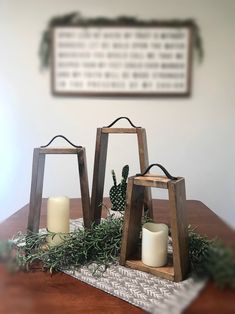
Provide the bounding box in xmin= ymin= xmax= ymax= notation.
xmin=63 ymin=219 xmax=206 ymax=314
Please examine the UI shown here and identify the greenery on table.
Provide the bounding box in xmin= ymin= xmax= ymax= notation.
xmin=1 ymin=218 xmax=234 ymax=288
xmin=5 ymin=217 xmax=123 ymax=275
xmin=189 ymin=228 xmax=235 ymax=288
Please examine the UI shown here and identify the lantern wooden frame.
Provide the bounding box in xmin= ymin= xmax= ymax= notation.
xmin=91 ymin=117 xmax=153 ymax=224
xmin=120 ymin=165 xmax=189 ymax=282
xmin=27 ymin=137 xmax=91 ymax=233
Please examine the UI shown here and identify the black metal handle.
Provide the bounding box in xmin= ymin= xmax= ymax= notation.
xmin=40 ymin=135 xmax=82 ymax=148
xmin=136 ymin=163 xmax=178 ymax=180
xmin=103 ymin=117 xmax=140 ymax=128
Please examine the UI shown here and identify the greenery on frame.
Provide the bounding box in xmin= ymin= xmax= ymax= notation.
xmin=1 ymin=218 xmax=234 ymax=288
xmin=39 ymin=11 xmax=204 ymax=69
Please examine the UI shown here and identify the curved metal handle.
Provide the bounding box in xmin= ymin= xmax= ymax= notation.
xmin=136 ymin=163 xmax=178 ymax=180
xmin=40 ymin=135 xmax=82 ymax=148
xmin=103 ymin=117 xmax=140 ymax=128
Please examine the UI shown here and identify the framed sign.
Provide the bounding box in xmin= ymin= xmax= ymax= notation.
xmin=52 ymin=23 xmax=193 ymax=97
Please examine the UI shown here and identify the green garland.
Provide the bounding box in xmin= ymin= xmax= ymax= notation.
xmin=1 ymin=218 xmax=234 ymax=288
xmin=2 ymin=217 xmax=123 ymax=275
xmin=189 ymin=229 xmax=235 ymax=288
xmin=39 ymin=12 xmax=204 ymax=69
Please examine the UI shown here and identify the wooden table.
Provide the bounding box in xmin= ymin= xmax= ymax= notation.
xmin=0 ymin=199 xmax=234 ymax=314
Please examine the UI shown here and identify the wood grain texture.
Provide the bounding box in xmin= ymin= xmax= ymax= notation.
xmin=0 ymin=264 xmax=141 ymax=314
xmin=1 ymin=199 xmax=235 ymax=314
xmin=136 ymin=128 xmax=153 ymax=217
xmin=77 ymin=148 xmax=91 ymax=228
xmin=125 ymin=260 xmax=174 ymax=281
xmin=90 ymin=128 xmax=109 ymax=224
xmin=39 ymin=148 xmax=83 ymax=154
xmin=101 ymin=128 xmax=138 ymax=134
xmin=27 ymin=148 xmax=45 ymax=233
xmin=134 ymin=175 xmax=170 ymax=188
xmin=120 ymin=177 xmax=145 ymax=265
xmin=168 ymin=178 xmax=189 ymax=281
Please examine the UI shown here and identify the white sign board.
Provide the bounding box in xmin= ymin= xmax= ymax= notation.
xmin=52 ymin=25 xmax=192 ymax=96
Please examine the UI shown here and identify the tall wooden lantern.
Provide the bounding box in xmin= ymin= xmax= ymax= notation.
xmin=91 ymin=117 xmax=152 ymax=224
xmin=120 ymin=164 xmax=189 ymax=282
xmin=27 ymin=135 xmax=91 ymax=233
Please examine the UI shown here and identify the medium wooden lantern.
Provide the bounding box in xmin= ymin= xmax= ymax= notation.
xmin=91 ymin=117 xmax=152 ymax=224
xmin=27 ymin=135 xmax=91 ymax=233
xmin=120 ymin=164 xmax=189 ymax=282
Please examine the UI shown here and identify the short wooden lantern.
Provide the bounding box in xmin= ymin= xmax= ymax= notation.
xmin=120 ymin=164 xmax=189 ymax=282
xmin=27 ymin=135 xmax=91 ymax=233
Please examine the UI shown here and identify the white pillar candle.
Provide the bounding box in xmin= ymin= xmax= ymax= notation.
xmin=142 ymin=222 xmax=168 ymax=267
xmin=47 ymin=196 xmax=70 ymax=246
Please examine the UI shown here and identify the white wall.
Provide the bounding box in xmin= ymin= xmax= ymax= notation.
xmin=0 ymin=0 xmax=234 ymax=228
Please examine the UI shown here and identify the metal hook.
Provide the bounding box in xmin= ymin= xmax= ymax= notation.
xmin=103 ymin=117 xmax=141 ymax=128
xmin=136 ymin=163 xmax=178 ymax=180
xmin=40 ymin=135 xmax=82 ymax=148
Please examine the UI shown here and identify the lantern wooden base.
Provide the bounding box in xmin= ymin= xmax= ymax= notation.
xmin=120 ymin=174 xmax=189 ymax=282
xmin=124 ymin=246 xmax=174 ymax=281
xmin=126 ymin=260 xmax=174 ymax=282
xmin=27 ymin=147 xmax=91 ymax=233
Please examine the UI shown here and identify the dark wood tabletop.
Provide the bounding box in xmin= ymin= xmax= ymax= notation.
xmin=0 ymin=199 xmax=234 ymax=314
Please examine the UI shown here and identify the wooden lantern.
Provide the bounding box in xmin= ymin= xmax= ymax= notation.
xmin=120 ymin=164 xmax=189 ymax=282
xmin=91 ymin=117 xmax=152 ymax=224
xmin=27 ymin=135 xmax=91 ymax=233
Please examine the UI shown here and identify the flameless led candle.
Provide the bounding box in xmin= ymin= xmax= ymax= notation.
xmin=47 ymin=196 xmax=70 ymax=246
xmin=142 ymin=222 xmax=168 ymax=267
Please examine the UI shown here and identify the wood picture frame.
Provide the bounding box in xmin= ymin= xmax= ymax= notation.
xmin=51 ymin=22 xmax=193 ymax=97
